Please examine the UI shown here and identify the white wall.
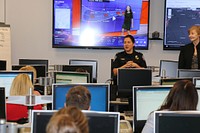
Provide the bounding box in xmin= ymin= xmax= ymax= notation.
xmin=4 ymin=0 xmax=179 ymax=83
xmin=0 ymin=0 xmax=4 ymax=22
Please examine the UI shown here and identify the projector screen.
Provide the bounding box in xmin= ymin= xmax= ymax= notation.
xmin=163 ymin=0 xmax=200 ymax=50
xmin=52 ymin=0 xmax=149 ymax=49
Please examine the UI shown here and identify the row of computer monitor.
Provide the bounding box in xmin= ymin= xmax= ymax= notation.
xmin=3 ymin=84 xmax=200 ymax=133
xmin=158 ymin=60 xmax=200 ymax=78
xmin=0 ymin=87 xmax=120 ymax=133
xmin=0 ymin=59 xmax=98 ymax=82
xmin=2 ymin=68 xmax=200 ymax=97
xmin=17 ymin=58 xmax=98 ymax=83
xmin=32 ymin=110 xmax=200 ymax=133
xmin=0 ymin=70 xmax=96 ymax=97
xmin=3 ymin=83 xmax=200 ymax=133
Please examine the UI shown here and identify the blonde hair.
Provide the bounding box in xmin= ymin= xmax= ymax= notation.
xmin=188 ymin=25 xmax=200 ymax=35
xmin=10 ymin=74 xmax=34 ymax=96
xmin=20 ymin=65 xmax=37 ymax=83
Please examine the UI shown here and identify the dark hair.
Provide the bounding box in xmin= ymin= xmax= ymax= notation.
xmin=159 ymin=80 xmax=198 ymax=111
xmin=124 ymin=35 xmax=135 ymax=44
xmin=65 ymin=86 xmax=91 ymax=110
xmin=46 ymin=106 xmax=89 ymax=133
xmin=125 ymin=5 xmax=133 ymax=15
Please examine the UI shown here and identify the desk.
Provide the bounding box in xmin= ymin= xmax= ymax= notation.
xmin=110 ymin=98 xmax=129 ymax=112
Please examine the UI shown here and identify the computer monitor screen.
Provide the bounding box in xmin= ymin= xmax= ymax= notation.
xmin=0 ymin=71 xmax=33 ymax=97
xmin=118 ymin=68 xmax=152 ymax=98
xmin=19 ymin=59 xmax=49 ymax=73
xmin=62 ymin=65 xmax=93 ymax=83
xmin=52 ymin=0 xmax=149 ymax=50
xmin=32 ymin=110 xmax=120 ymax=133
xmin=82 ymin=110 xmax=120 ymax=133
xmin=69 ymin=59 xmax=98 ymax=83
xmin=133 ymin=85 xmax=172 ymax=132
xmin=163 ymin=0 xmax=200 ymax=50
xmin=12 ymin=64 xmax=46 ymax=78
xmin=52 ymin=83 xmax=109 ymax=111
xmin=177 ymin=69 xmax=200 ymax=78
xmin=31 ymin=110 xmax=56 ymax=133
xmin=195 ymin=88 xmax=200 ymax=111
xmin=0 ymin=60 xmax=6 ymax=70
xmin=159 ymin=60 xmax=178 ymax=78
xmin=160 ymin=78 xmax=192 ymax=85
xmin=0 ymin=87 xmax=6 ymax=119
xmin=54 ymin=71 xmax=90 ymax=83
xmin=155 ymin=111 xmax=200 ymax=133
xmin=193 ymin=77 xmax=200 ymax=88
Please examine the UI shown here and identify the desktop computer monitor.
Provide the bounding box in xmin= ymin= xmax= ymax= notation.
xmin=12 ymin=64 xmax=47 ymax=78
xmin=52 ymin=83 xmax=110 ymax=111
xmin=160 ymin=78 xmax=193 ymax=85
xmin=193 ymin=77 xmax=200 ymax=88
xmin=155 ymin=111 xmax=200 ymax=133
xmin=69 ymin=59 xmax=98 ymax=83
xmin=0 ymin=87 xmax=6 ymax=119
xmin=53 ymin=71 xmax=90 ymax=83
xmin=0 ymin=71 xmax=33 ymax=97
xmin=117 ymin=68 xmax=152 ymax=98
xmin=177 ymin=69 xmax=200 ymax=78
xmin=133 ymin=85 xmax=172 ymax=133
xmin=32 ymin=110 xmax=120 ymax=133
xmin=82 ymin=110 xmax=120 ymax=133
xmin=62 ymin=65 xmax=93 ymax=83
xmin=19 ymin=59 xmax=49 ymax=74
xmin=159 ymin=60 xmax=178 ymax=78
xmin=31 ymin=110 xmax=56 ymax=133
xmin=0 ymin=60 xmax=6 ymax=70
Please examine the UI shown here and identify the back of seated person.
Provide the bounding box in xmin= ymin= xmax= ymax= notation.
xmin=19 ymin=65 xmax=37 ymax=84
xmin=65 ymin=85 xmax=91 ymax=110
xmin=46 ymin=106 xmax=89 ymax=133
xmin=142 ymin=80 xmax=198 ymax=133
xmin=6 ymin=74 xmax=42 ymax=122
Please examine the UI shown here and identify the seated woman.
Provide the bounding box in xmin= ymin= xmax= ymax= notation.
xmin=6 ymin=74 xmax=42 ymax=122
xmin=142 ymin=80 xmax=198 ymax=133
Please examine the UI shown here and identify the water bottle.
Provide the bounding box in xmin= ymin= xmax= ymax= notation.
xmin=0 ymin=119 xmax=6 ymax=133
xmin=7 ymin=123 xmax=17 ymax=133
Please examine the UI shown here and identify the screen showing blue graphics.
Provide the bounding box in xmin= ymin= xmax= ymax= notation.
xmin=0 ymin=71 xmax=33 ymax=97
xmin=53 ymin=0 xmax=149 ymax=49
xmin=164 ymin=0 xmax=200 ymax=50
xmin=53 ymin=84 xmax=109 ymax=111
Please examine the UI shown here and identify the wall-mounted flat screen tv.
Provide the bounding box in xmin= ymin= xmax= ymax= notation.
xmin=163 ymin=0 xmax=200 ymax=50
xmin=52 ymin=0 xmax=149 ymax=49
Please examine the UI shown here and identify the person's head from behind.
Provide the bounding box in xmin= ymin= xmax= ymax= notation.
xmin=20 ymin=65 xmax=37 ymax=83
xmin=188 ymin=25 xmax=200 ymax=43
xmin=65 ymin=86 xmax=91 ymax=110
xmin=46 ymin=114 xmax=80 ymax=133
xmin=124 ymin=35 xmax=135 ymax=54
xmin=46 ymin=106 xmax=89 ymax=133
xmin=160 ymin=80 xmax=198 ymax=111
xmin=10 ymin=74 xmax=34 ymax=96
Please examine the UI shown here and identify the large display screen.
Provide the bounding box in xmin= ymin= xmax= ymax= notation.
xmin=53 ymin=0 xmax=149 ymax=49
xmin=164 ymin=0 xmax=200 ymax=50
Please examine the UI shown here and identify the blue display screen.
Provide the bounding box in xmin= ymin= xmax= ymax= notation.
xmin=53 ymin=84 xmax=109 ymax=111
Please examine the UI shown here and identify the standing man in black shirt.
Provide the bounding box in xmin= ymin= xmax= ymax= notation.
xmin=112 ymin=35 xmax=147 ymax=84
